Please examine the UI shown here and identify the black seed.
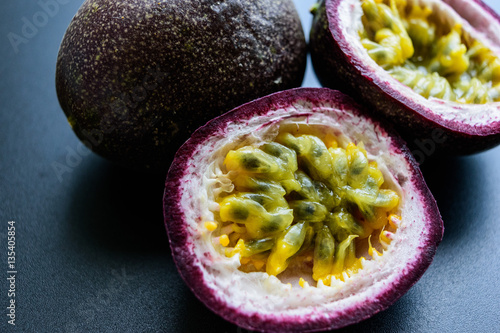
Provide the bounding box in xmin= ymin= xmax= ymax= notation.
xmin=241 ymin=155 xmax=261 ymax=170
xmin=313 ymin=146 xmax=324 ymax=157
xmin=318 ymin=241 xmax=334 ymax=259
xmin=248 ymin=194 xmax=266 ymax=205
xmin=261 ymin=216 xmax=282 ymax=233
xmin=262 ymin=143 xmax=282 ymax=157
xmin=232 ymin=206 xmax=249 ymax=220
xmin=305 ymin=203 xmax=315 ymax=215
xmin=350 ymin=158 xmax=367 ymax=175
xmin=288 ymin=143 xmax=301 ymax=153
xmin=247 ymin=238 xmax=274 ymax=252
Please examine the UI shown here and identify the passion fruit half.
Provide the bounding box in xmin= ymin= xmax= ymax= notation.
xmin=163 ymin=88 xmax=443 ymax=332
xmin=310 ymin=0 xmax=500 ymax=155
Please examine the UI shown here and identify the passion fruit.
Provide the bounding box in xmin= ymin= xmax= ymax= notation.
xmin=163 ymin=88 xmax=443 ymax=331
xmin=56 ymin=0 xmax=306 ymax=171
xmin=310 ymin=0 xmax=500 ymax=155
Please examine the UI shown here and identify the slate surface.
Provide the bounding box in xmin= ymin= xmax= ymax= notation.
xmin=0 ymin=0 xmax=499 ymax=332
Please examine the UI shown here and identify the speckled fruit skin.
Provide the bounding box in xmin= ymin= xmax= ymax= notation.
xmin=310 ymin=0 xmax=500 ymax=156
xmin=56 ymin=0 xmax=306 ymax=171
xmin=163 ymin=88 xmax=444 ymax=332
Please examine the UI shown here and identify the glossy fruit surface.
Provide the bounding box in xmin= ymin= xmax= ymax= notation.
xmin=310 ymin=0 xmax=500 ymax=155
xmin=163 ymin=88 xmax=443 ymax=332
xmin=56 ymin=0 xmax=306 ymax=170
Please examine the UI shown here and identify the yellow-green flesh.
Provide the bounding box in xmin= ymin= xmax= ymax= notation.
xmin=360 ymin=0 xmax=500 ymax=103
xmin=211 ymin=131 xmax=401 ymax=286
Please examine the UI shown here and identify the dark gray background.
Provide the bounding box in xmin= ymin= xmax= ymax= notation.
xmin=1 ymin=0 xmax=499 ymax=332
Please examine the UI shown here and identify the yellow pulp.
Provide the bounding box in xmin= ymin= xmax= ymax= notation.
xmin=210 ymin=132 xmax=401 ymax=286
xmin=359 ymin=0 xmax=500 ymax=103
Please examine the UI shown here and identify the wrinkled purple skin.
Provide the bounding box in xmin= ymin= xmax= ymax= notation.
xmin=56 ymin=0 xmax=306 ymax=171
xmin=163 ymin=88 xmax=444 ymax=332
xmin=310 ymin=0 xmax=500 ymax=155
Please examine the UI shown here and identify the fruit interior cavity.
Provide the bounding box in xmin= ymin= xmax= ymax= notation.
xmin=206 ymin=127 xmax=401 ymax=287
xmin=359 ymin=0 xmax=500 ymax=104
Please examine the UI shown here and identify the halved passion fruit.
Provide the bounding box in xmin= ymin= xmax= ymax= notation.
xmin=310 ymin=0 xmax=500 ymax=155
xmin=163 ymin=88 xmax=443 ymax=332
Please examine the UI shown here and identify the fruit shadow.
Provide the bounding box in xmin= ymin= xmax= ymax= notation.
xmin=67 ymin=158 xmax=169 ymax=254
xmin=419 ymin=155 xmax=483 ymax=246
xmin=174 ymin=286 xmax=422 ymax=333
xmin=334 ymin=288 xmax=422 ymax=333
xmin=174 ymin=291 xmax=242 ymax=333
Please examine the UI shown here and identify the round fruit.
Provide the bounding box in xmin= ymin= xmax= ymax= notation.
xmin=56 ymin=0 xmax=306 ymax=171
xmin=163 ymin=88 xmax=443 ymax=332
xmin=310 ymin=0 xmax=500 ymax=156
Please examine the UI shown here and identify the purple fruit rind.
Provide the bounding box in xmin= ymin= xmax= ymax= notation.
xmin=163 ymin=88 xmax=443 ymax=332
xmin=310 ymin=0 xmax=500 ymax=155
xmin=56 ymin=0 xmax=307 ymax=171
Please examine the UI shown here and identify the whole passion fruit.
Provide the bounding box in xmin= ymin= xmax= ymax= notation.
xmin=56 ymin=0 xmax=306 ymax=171
xmin=163 ymin=88 xmax=443 ymax=332
xmin=310 ymin=0 xmax=500 ymax=156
